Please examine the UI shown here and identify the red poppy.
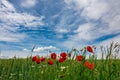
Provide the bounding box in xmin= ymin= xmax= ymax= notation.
xmin=58 ymin=57 xmax=66 ymax=63
xmin=87 ymin=63 xmax=94 ymax=70
xmin=60 ymin=52 xmax=67 ymax=58
xmin=32 ymin=56 xmax=37 ymax=61
xmin=50 ymin=53 xmax=57 ymax=60
xmin=84 ymin=61 xmax=94 ymax=70
xmin=40 ymin=57 xmax=45 ymax=62
xmin=48 ymin=59 xmax=54 ymax=65
xmin=36 ymin=58 xmax=41 ymax=64
xmin=86 ymin=46 xmax=93 ymax=53
xmin=76 ymin=55 xmax=83 ymax=61
xmin=84 ymin=61 xmax=89 ymax=67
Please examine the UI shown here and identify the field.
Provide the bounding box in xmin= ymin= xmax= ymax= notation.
xmin=0 ymin=43 xmax=120 ymax=80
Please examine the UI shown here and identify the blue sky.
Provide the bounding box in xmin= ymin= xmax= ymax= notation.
xmin=0 ymin=0 xmax=120 ymax=58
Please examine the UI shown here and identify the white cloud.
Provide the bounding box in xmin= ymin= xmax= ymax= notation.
xmin=0 ymin=11 xmax=44 ymax=27
xmin=56 ymin=28 xmax=69 ymax=33
xmin=61 ymin=23 xmax=93 ymax=48
xmin=102 ymin=0 xmax=120 ymax=34
xmin=73 ymin=23 xmax=96 ymax=40
xmin=96 ymin=35 xmax=120 ymax=46
xmin=0 ymin=0 xmax=44 ymax=27
xmin=64 ymin=0 xmax=90 ymax=10
xmin=23 ymin=48 xmax=29 ymax=51
xmin=0 ymin=0 xmax=44 ymax=42
xmin=0 ymin=24 xmax=26 ymax=42
xmin=64 ymin=0 xmax=120 ymax=33
xmin=64 ymin=0 xmax=109 ymax=20
xmin=58 ymin=0 xmax=120 ymax=52
xmin=54 ymin=17 xmax=70 ymax=34
xmin=0 ymin=51 xmax=30 ymax=58
xmin=0 ymin=0 xmax=15 ymax=12
xmin=21 ymin=0 xmax=37 ymax=8
xmin=53 ymin=9 xmax=78 ymax=34
xmin=55 ymin=0 xmax=109 ymax=38
xmin=81 ymin=0 xmax=109 ymax=20
xmin=61 ymin=23 xmax=97 ymax=48
xmin=33 ymin=46 xmax=58 ymax=52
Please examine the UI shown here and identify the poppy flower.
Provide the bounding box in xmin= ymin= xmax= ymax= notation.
xmin=84 ymin=61 xmax=94 ymax=70
xmin=86 ymin=46 xmax=93 ymax=53
xmin=76 ymin=55 xmax=83 ymax=61
xmin=40 ymin=57 xmax=45 ymax=62
xmin=48 ymin=59 xmax=54 ymax=65
xmin=58 ymin=57 xmax=66 ymax=63
xmin=32 ymin=56 xmax=37 ymax=61
xmin=87 ymin=63 xmax=94 ymax=70
xmin=60 ymin=52 xmax=67 ymax=58
xmin=50 ymin=53 xmax=57 ymax=60
xmin=84 ymin=61 xmax=89 ymax=67
xmin=36 ymin=58 xmax=41 ymax=64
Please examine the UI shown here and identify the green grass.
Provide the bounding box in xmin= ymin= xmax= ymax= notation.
xmin=0 ymin=58 xmax=120 ymax=80
xmin=0 ymin=43 xmax=120 ymax=80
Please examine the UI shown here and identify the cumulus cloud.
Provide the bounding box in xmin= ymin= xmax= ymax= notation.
xmin=33 ymin=46 xmax=58 ymax=52
xmin=21 ymin=0 xmax=37 ymax=8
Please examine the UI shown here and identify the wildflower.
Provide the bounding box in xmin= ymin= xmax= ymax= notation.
xmin=87 ymin=63 xmax=94 ymax=70
xmin=50 ymin=53 xmax=57 ymax=60
xmin=86 ymin=46 xmax=93 ymax=53
xmin=76 ymin=55 xmax=83 ymax=61
xmin=48 ymin=59 xmax=54 ymax=65
xmin=60 ymin=66 xmax=66 ymax=71
xmin=36 ymin=58 xmax=41 ymax=64
xmin=32 ymin=56 xmax=37 ymax=61
xmin=60 ymin=66 xmax=66 ymax=70
xmin=58 ymin=57 xmax=66 ymax=63
xmin=84 ymin=61 xmax=94 ymax=70
xmin=60 ymin=52 xmax=67 ymax=58
xmin=40 ymin=57 xmax=45 ymax=62
xmin=84 ymin=61 xmax=89 ymax=67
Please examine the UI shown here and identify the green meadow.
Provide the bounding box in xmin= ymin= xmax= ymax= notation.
xmin=0 ymin=43 xmax=120 ymax=80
